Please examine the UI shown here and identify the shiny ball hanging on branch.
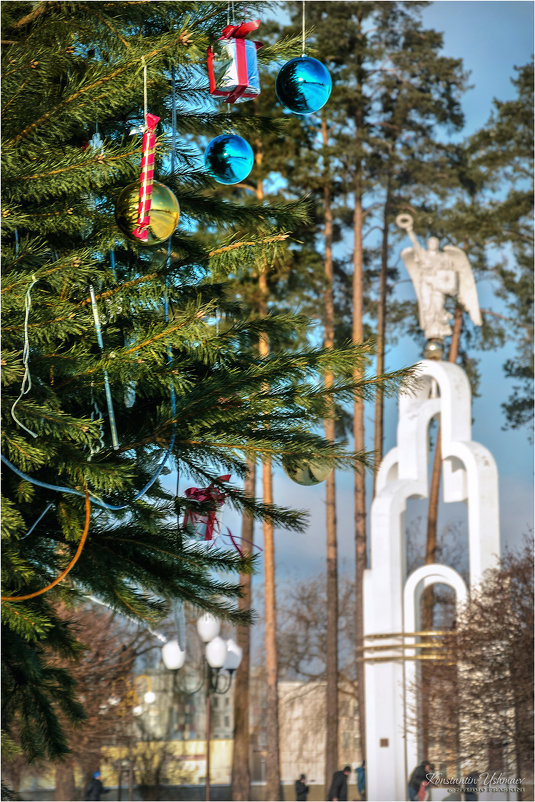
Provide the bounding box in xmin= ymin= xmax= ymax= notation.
xmin=276 ymin=56 xmax=332 ymax=115
xmin=282 ymin=457 xmax=333 ymax=486
xmin=204 ymin=134 xmax=254 ymax=185
xmin=115 ymin=181 xmax=180 ymax=246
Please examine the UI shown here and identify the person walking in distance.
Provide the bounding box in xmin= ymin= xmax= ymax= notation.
xmin=328 ymin=765 xmax=351 ymax=801
xmin=408 ymin=761 xmax=432 ymax=802
xmin=83 ymin=771 xmax=110 ymax=801
xmin=295 ymin=773 xmax=309 ymax=801
xmin=464 ymin=771 xmax=479 ymax=801
xmin=356 ymin=761 xmax=366 ymax=800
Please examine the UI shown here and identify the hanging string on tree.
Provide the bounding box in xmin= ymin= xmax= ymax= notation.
xmin=2 ymin=275 xmax=178 ymax=512
xmin=2 ymin=272 xmax=179 ymax=511
xmin=161 ymin=67 xmax=178 ymax=466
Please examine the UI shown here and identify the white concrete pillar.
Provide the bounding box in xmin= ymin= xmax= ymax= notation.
xmin=364 ymin=361 xmax=501 ymax=801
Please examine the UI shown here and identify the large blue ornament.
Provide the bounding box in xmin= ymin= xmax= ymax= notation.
xmin=276 ymin=56 xmax=332 ymax=115
xmin=204 ymin=134 xmax=254 ymax=185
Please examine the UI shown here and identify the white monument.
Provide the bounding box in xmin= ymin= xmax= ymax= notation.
xmin=363 ymin=217 xmax=500 ymax=801
xmin=396 ymin=213 xmax=482 ymax=359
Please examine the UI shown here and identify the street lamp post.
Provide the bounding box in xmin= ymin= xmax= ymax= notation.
xmin=205 ymin=669 xmax=213 ymax=802
xmin=203 ymin=633 xmax=228 ymax=802
xmin=161 ymin=613 xmax=242 ymax=802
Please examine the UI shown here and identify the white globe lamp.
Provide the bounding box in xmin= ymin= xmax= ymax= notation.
xmin=161 ymin=639 xmax=186 ymax=671
xmin=205 ymin=636 xmax=227 ymax=669
xmin=197 ymin=613 xmax=220 ymax=643
xmin=223 ymin=638 xmax=243 ymax=672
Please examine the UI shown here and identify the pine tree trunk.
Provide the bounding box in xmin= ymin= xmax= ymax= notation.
xmin=421 ymin=305 xmax=463 ymax=755
xmin=259 ymin=279 xmax=281 ymax=802
xmin=256 ymin=154 xmax=282 ymax=801
xmin=322 ymin=113 xmax=339 ymax=787
xmin=55 ymin=761 xmax=76 ymax=801
xmin=262 ymin=467 xmax=281 ymax=801
xmin=353 ymin=21 xmax=367 ymax=762
xmin=231 ymin=456 xmax=256 ymax=801
xmin=353 ymin=176 xmax=367 ymax=762
xmin=372 ymin=168 xmax=392 ymax=496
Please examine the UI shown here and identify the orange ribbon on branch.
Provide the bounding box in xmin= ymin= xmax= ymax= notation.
xmin=1 ymin=490 xmax=91 ymax=602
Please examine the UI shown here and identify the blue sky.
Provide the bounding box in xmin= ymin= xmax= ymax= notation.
xmin=394 ymin=0 xmax=534 ymax=556
xmin=422 ymin=1 xmax=534 ymax=137
xmin=171 ymin=1 xmax=534 ymax=581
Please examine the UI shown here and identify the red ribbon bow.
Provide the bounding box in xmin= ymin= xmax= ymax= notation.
xmin=219 ymin=20 xmax=261 ymax=39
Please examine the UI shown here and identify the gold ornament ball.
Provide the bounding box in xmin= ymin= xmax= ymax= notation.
xmin=283 ymin=457 xmax=333 ymax=486
xmin=115 ymin=181 xmax=180 ymax=246
xmin=424 ymin=338 xmax=444 ymax=360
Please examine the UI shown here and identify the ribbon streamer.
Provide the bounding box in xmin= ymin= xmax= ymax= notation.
xmin=90 ymin=285 xmax=119 ymax=449
xmin=110 ymin=248 xmax=117 ymax=280
xmin=11 ymin=275 xmax=39 ymax=439
xmin=224 ymin=528 xmax=243 ymax=557
xmin=2 ymin=430 xmax=174 ymax=512
xmin=89 ymin=382 xmax=105 ymax=459
xmin=21 ymin=503 xmax=55 ymax=540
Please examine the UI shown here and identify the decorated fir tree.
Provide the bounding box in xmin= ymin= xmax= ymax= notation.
xmin=1 ymin=0 xmax=409 ymax=767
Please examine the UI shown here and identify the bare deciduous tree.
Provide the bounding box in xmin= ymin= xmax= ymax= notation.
xmin=408 ymin=541 xmax=534 ymax=797
xmin=2 ymin=603 xmax=153 ymax=801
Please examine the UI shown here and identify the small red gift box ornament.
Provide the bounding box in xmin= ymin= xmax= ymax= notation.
xmin=207 ymin=20 xmax=263 ymax=104
xmin=183 ymin=475 xmax=231 ymax=542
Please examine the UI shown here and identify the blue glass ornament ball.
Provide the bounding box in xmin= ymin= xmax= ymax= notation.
xmin=204 ymin=134 xmax=254 ymax=185
xmin=276 ymin=56 xmax=332 ymax=115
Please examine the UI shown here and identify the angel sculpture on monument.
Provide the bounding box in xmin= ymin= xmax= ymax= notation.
xmin=396 ymin=213 xmax=482 ymax=359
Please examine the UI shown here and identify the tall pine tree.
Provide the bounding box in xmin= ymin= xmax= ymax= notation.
xmin=262 ymin=0 xmax=468 ymax=775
